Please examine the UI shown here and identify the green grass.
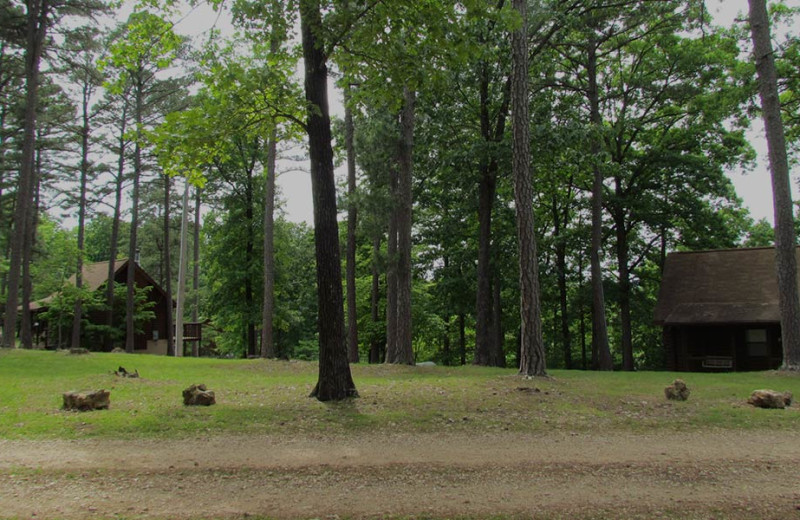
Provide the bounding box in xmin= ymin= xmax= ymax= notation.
xmin=1 ymin=348 xmax=799 ymax=440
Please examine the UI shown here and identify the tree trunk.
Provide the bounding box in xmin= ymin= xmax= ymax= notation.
xmin=459 ymin=312 xmax=466 ymax=365
xmin=106 ymin=97 xmax=128 ymax=351
xmin=245 ymin=155 xmax=256 ymax=358
xmin=345 ymin=83 xmax=359 ymax=363
xmin=577 ymin=249 xmax=588 ymax=370
xmin=443 ymin=314 xmax=451 ymax=366
xmin=553 ymin=199 xmax=571 ymax=369
xmin=512 ymin=0 xmax=546 ymax=377
xmin=261 ymin=130 xmax=277 ymax=359
xmin=614 ymin=204 xmax=634 ymax=371
xmin=475 ymin=162 xmax=496 ymax=366
xmin=163 ymin=174 xmax=175 ymax=356
xmin=192 ymin=186 xmax=201 ymax=356
xmin=474 ymin=66 xmax=497 ymax=367
xmin=261 ymin=30 xmax=281 ymax=360
xmin=394 ymin=86 xmax=415 ymax=365
xmin=126 ymin=75 xmax=143 ymax=354
xmin=3 ymin=0 xmax=47 ymax=348
xmin=749 ymin=0 xmax=800 ymax=370
xmin=385 ymin=167 xmax=399 ymax=362
xmin=175 ymin=180 xmax=190 ymax=358
xmin=491 ymin=267 xmax=505 ymax=367
xmin=300 ymin=0 xmax=357 ymax=400
xmin=71 ymin=82 xmax=91 ymax=350
xmin=369 ymin=233 xmax=382 ymax=364
xmin=20 ymin=151 xmax=41 ymax=349
xmin=587 ymin=38 xmax=613 ymax=371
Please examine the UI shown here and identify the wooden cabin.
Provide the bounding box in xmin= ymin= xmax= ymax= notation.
xmin=31 ymin=259 xmax=173 ymax=354
xmin=654 ymin=247 xmax=791 ymax=372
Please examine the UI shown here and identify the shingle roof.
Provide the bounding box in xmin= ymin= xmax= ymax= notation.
xmin=653 ymin=247 xmax=796 ymax=325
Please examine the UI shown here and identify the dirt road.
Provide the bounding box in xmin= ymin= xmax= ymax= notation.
xmin=2 ymin=430 xmax=800 ymax=519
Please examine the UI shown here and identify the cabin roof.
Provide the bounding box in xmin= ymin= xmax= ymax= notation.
xmin=653 ymin=247 xmax=796 ymax=325
xmin=31 ymin=259 xmax=169 ymax=311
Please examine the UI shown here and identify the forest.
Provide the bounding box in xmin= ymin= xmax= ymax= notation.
xmin=1 ymin=0 xmax=799 ymax=391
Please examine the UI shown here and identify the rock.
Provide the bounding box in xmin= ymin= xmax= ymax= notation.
xmin=748 ymin=389 xmax=793 ymax=409
xmin=183 ymin=384 xmax=216 ymax=406
xmin=111 ymin=347 xmax=125 ymax=353
xmin=664 ymin=379 xmax=690 ymax=401
xmin=69 ymin=348 xmax=90 ymax=355
xmin=416 ymin=361 xmax=436 ymax=367
xmin=63 ymin=390 xmax=110 ymax=411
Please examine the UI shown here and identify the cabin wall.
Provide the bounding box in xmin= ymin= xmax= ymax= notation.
xmin=664 ymin=323 xmax=782 ymax=372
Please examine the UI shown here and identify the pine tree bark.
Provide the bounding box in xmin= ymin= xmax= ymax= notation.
xmin=191 ymin=186 xmax=201 ymax=356
xmin=474 ymin=70 xmax=498 ymax=367
xmin=3 ymin=0 xmax=48 ymax=348
xmin=749 ymin=0 xmax=800 ymax=369
xmin=512 ymin=0 xmax=546 ymax=377
xmin=261 ymin=130 xmax=277 ymax=359
xmin=163 ymin=174 xmax=175 ymax=356
xmin=385 ymin=167 xmax=399 ymax=362
xmin=613 ymin=203 xmax=634 ymax=371
xmin=71 ymin=81 xmax=92 ymax=350
xmin=555 ymin=230 xmax=571 ymax=369
xmin=369 ymin=233 xmax=382 ymax=364
xmin=244 ymin=149 xmax=256 ymax=358
xmin=20 ymin=156 xmax=40 ymax=349
xmin=344 ymin=83 xmax=359 ymax=363
xmin=106 ymin=98 xmax=127 ymax=351
xmin=300 ymin=0 xmax=357 ymax=400
xmin=475 ymin=59 xmax=511 ymax=367
xmin=125 ymin=74 xmax=143 ymax=354
xmin=587 ymin=38 xmax=613 ymax=371
xmin=491 ymin=267 xmax=505 ymax=367
xmin=459 ymin=313 xmax=466 ymax=365
xmin=175 ymin=180 xmax=190 ymax=358
xmin=394 ymin=86 xmax=415 ymax=365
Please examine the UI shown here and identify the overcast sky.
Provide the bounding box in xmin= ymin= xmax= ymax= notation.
xmin=169 ymin=0 xmax=798 ymax=227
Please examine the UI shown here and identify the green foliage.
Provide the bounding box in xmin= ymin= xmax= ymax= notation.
xmin=100 ymin=10 xmax=183 ymax=94
xmin=203 ymin=208 xmax=317 ymax=358
xmin=83 ymin=215 xmax=131 ymax=263
xmin=29 ymin=216 xmax=78 ymax=301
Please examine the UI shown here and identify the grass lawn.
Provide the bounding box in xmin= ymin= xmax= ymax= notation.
xmin=1 ymin=348 xmax=799 ymax=440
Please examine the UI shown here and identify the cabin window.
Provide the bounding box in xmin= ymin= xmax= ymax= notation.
xmin=746 ymin=329 xmax=768 ymax=357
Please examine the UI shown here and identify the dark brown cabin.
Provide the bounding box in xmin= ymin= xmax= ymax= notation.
xmin=31 ymin=259 xmax=173 ymax=354
xmin=654 ymin=247 xmax=790 ymax=371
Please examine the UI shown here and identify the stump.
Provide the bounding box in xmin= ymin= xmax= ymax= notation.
xmin=114 ymin=366 xmax=139 ymax=378
xmin=748 ymin=389 xmax=793 ymax=409
xmin=664 ymin=379 xmax=690 ymax=401
xmin=63 ymin=390 xmax=110 ymax=411
xmin=183 ymin=384 xmax=216 ymax=406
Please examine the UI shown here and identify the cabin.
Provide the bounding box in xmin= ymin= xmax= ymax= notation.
xmin=31 ymin=259 xmax=173 ymax=354
xmin=653 ymin=247 xmax=792 ymax=372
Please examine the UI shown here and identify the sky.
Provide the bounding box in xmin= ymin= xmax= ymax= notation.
xmin=167 ymin=0 xmax=797 ymax=227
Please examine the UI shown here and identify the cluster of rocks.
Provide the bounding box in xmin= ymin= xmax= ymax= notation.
xmin=63 ymin=379 xmax=216 ymax=412
xmin=662 ymin=380 xmax=793 ymax=410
